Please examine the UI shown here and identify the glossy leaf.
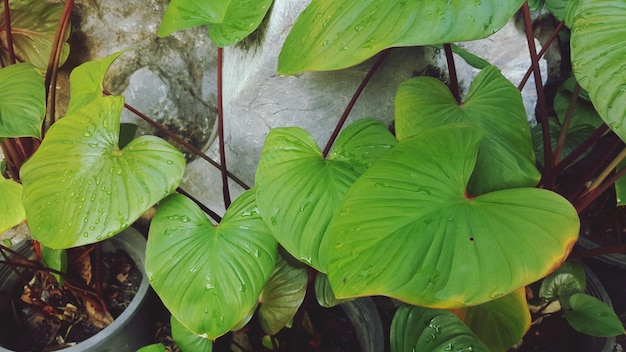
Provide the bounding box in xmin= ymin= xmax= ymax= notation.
xmin=146 ymin=191 xmax=277 ymax=339
xmin=255 ymin=119 xmax=396 ymax=272
xmin=278 ymin=0 xmax=524 ymax=74
xmin=545 ymin=0 xmax=569 ymax=20
xmin=258 ymin=254 xmax=308 ymax=335
xmin=395 ymin=65 xmax=540 ymax=195
xmin=432 ymin=44 xmax=491 ymax=70
xmin=539 ymin=261 xmax=586 ymax=302
xmin=0 ymin=0 xmax=70 ymax=69
xmin=315 ymin=272 xmax=350 ymax=308
xmin=67 ymin=51 xmax=126 ymax=115
xmin=391 ymin=305 xmax=489 ymax=352
xmin=20 ymin=96 xmax=185 ymax=249
xmin=158 ymin=0 xmax=272 ymax=47
xmin=0 ymin=63 xmax=45 ymax=138
xmin=564 ymin=293 xmax=626 ymax=337
xmin=171 ymin=316 xmax=214 ymax=352
xmin=460 ymin=288 xmax=530 ymax=352
xmin=326 ymin=124 xmax=579 ymax=308
xmin=570 ymin=0 xmax=626 ymax=143
xmin=0 ymin=177 xmax=25 ymax=233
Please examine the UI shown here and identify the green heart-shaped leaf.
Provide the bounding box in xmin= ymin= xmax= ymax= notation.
xmin=0 ymin=0 xmax=70 ymax=69
xmin=0 ymin=176 xmax=25 ymax=233
xmin=0 ymin=63 xmax=45 ymax=138
xmin=564 ymin=293 xmax=625 ymax=337
xmin=460 ymin=288 xmax=530 ymax=352
xmin=146 ymin=191 xmax=277 ymax=339
xmin=258 ymin=254 xmax=308 ymax=335
xmin=391 ymin=305 xmax=489 ymax=352
xmin=327 ymin=124 xmax=579 ymax=308
xmin=158 ymin=0 xmax=272 ymax=47
xmin=278 ymin=0 xmax=524 ymax=74
xmin=171 ymin=315 xmax=214 ymax=352
xmin=395 ymin=65 xmax=540 ymax=195
xmin=20 ymin=96 xmax=185 ymax=248
xmin=532 ymin=119 xmax=596 ymax=166
xmin=539 ymin=261 xmax=586 ymax=302
xmin=571 ymin=0 xmax=626 ymax=142
xmin=255 ymin=119 xmax=396 ymax=272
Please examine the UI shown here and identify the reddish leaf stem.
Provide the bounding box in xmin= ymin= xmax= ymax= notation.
xmin=322 ymin=49 xmax=393 ymax=157
xmin=517 ymin=20 xmax=565 ymax=90
xmin=217 ymin=47 xmax=231 ymax=209
xmin=521 ymin=2 xmax=553 ymax=186
xmin=176 ymin=187 xmax=222 ymax=223
xmin=444 ymin=43 xmax=461 ymax=104
xmin=553 ymin=83 xmax=581 ymax=163
xmin=2 ymin=0 xmax=15 ymax=65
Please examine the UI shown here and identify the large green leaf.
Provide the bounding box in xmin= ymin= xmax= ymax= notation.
xmin=0 ymin=63 xmax=45 ymax=138
xmin=158 ymin=0 xmax=272 ymax=47
xmin=570 ymin=0 xmax=626 ymax=143
xmin=20 ymin=96 xmax=185 ymax=248
xmin=554 ymin=84 xmax=603 ymax=129
xmin=0 ymin=176 xmax=25 ymax=233
xmin=171 ymin=316 xmax=214 ymax=352
xmin=278 ymin=0 xmax=524 ymax=74
xmin=326 ymin=124 xmax=579 ymax=308
xmin=391 ymin=305 xmax=489 ymax=352
xmin=258 ymin=254 xmax=308 ymax=335
xmin=395 ymin=66 xmax=540 ymax=195
xmin=146 ymin=191 xmax=278 ymax=340
xmin=531 ymin=119 xmax=596 ymax=166
xmin=0 ymin=0 xmax=70 ymax=69
xmin=255 ymin=119 xmax=396 ymax=272
xmin=460 ymin=288 xmax=530 ymax=352
xmin=564 ymin=293 xmax=626 ymax=337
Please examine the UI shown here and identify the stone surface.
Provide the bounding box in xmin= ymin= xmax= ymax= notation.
xmin=64 ymin=0 xmax=218 ymax=155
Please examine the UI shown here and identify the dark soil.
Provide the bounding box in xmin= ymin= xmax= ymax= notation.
xmin=0 ymin=243 xmax=142 ymax=351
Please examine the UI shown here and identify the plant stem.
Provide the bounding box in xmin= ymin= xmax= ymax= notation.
xmin=322 ymin=48 xmax=393 ymax=157
xmin=521 ymin=2 xmax=553 ymax=185
xmin=103 ymin=90 xmax=250 ymax=190
xmin=443 ymin=43 xmax=461 ymax=104
xmin=518 ymin=20 xmax=565 ymax=90
xmin=587 ymin=147 xmax=626 ymax=192
xmin=574 ymin=162 xmax=626 ymax=213
xmin=2 ymin=0 xmax=16 ymax=65
xmin=217 ymin=47 xmax=231 ymax=209
xmin=553 ymin=83 xmax=581 ymax=163
xmin=176 ymin=187 xmax=222 ymax=223
xmin=43 ymin=0 xmax=74 ymax=133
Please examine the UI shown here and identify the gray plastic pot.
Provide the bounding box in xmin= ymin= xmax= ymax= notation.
xmin=0 ymin=227 xmax=151 ymax=352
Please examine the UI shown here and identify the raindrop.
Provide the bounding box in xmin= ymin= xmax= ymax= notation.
xmin=341 ymin=46 xmax=349 ymax=51
xmin=354 ymin=25 xmax=364 ymax=32
xmin=299 ymin=201 xmax=312 ymax=212
xmin=166 ymin=160 xmax=174 ymax=165
xmin=96 ymin=235 xmax=102 ymax=241
xmin=83 ymin=232 xmax=89 ymax=237
xmin=416 ymin=187 xmax=432 ymax=195
xmin=322 ymin=40 xmax=330 ymax=47
xmin=88 ymin=143 xmax=98 ymax=148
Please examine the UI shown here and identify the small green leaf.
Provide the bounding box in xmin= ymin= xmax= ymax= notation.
xmin=315 ymin=272 xmax=351 ymax=308
xmin=327 ymin=124 xmax=579 ymax=308
xmin=21 ymin=96 xmax=185 ymax=249
xmin=391 ymin=305 xmax=489 ymax=352
xmin=67 ymin=51 xmax=126 ymax=115
xmin=554 ymin=85 xmax=603 ymax=129
xmin=158 ymin=0 xmax=273 ymax=47
xmin=539 ymin=261 xmax=586 ymax=302
xmin=136 ymin=344 xmax=166 ymax=352
xmin=395 ymin=65 xmax=540 ymax=195
xmin=571 ymin=0 xmax=626 ymax=143
xmin=255 ymin=119 xmax=395 ymax=272
xmin=617 ymin=158 xmax=625 ymax=206
xmin=0 ymin=63 xmax=45 ymax=138
xmin=431 ymin=44 xmax=491 ymax=70
xmin=564 ymin=293 xmax=625 ymax=337
xmin=461 ymin=288 xmax=530 ymax=352
xmin=278 ymin=0 xmax=524 ymax=74
xmin=146 ymin=191 xmax=277 ymax=339
xmin=0 ymin=0 xmax=70 ymax=69
xmin=40 ymin=245 xmax=67 ymax=285
xmin=171 ymin=316 xmax=214 ymax=352
xmin=258 ymin=254 xmax=308 ymax=335
xmin=0 ymin=176 xmax=25 ymax=233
